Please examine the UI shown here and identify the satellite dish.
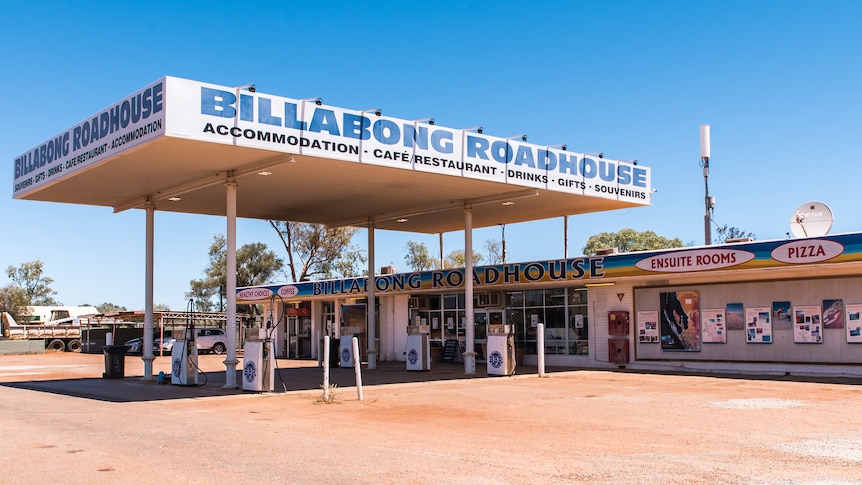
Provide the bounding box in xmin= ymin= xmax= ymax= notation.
xmin=790 ymin=201 xmax=833 ymax=238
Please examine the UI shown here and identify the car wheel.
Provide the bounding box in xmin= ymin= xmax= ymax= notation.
xmin=213 ymin=342 xmax=226 ymax=355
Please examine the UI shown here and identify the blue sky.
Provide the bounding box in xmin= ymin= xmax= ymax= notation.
xmin=2 ymin=0 xmax=860 ymax=310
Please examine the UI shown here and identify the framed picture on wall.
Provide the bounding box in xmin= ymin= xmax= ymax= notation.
xmin=660 ymin=291 xmax=701 ymax=351
xmin=822 ymin=299 xmax=845 ymax=329
xmin=726 ymin=303 xmax=744 ymax=330
xmin=772 ymin=301 xmax=792 ymax=330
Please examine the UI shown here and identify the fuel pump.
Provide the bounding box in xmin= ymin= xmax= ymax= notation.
xmin=486 ymin=324 xmax=516 ymax=376
xmin=172 ymin=299 xmax=200 ymax=386
xmin=406 ymin=324 xmax=430 ymax=371
xmin=243 ymin=295 xmax=278 ymax=391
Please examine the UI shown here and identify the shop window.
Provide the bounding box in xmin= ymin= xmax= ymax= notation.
xmin=569 ymin=287 xmax=587 ymax=305
xmin=545 ymin=287 xmax=566 ymax=307
xmin=507 ymin=291 xmax=524 ymax=307
xmin=524 ymin=290 xmax=544 ymax=307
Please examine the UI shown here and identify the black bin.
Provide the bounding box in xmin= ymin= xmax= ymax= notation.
xmin=103 ymin=345 xmax=128 ymax=379
xmin=320 ymin=338 xmax=339 ymax=366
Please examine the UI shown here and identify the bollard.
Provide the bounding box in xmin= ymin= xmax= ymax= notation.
xmin=323 ymin=336 xmax=330 ymax=403
xmin=537 ymin=323 xmax=546 ymax=377
xmin=353 ymin=336 xmax=363 ymax=401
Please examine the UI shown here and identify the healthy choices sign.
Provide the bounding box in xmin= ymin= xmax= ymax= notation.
xmin=13 ymin=77 xmax=651 ymax=203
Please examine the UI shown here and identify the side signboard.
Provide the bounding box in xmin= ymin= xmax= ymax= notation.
xmin=236 ymin=233 xmax=862 ymax=303
xmin=13 ymin=78 xmax=167 ymax=198
xmin=165 ymin=77 xmax=652 ymax=204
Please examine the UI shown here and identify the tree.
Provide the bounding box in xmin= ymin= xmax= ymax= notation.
xmin=269 ymin=221 xmax=365 ymax=282
xmin=404 ymin=241 xmax=438 ymax=271
xmin=582 ymin=228 xmax=684 ymax=255
xmin=714 ymin=225 xmax=755 ymax=244
xmin=0 ymin=284 xmax=28 ymax=320
xmin=443 ymin=249 xmax=484 ymax=269
xmin=5 ymin=260 xmax=60 ymax=306
xmin=187 ymin=235 xmax=284 ymax=312
xmin=484 ymin=239 xmax=503 ymax=265
xmin=96 ymin=302 xmax=127 ymax=313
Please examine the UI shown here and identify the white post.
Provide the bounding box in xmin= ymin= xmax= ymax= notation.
xmin=142 ymin=199 xmax=155 ymax=380
xmin=463 ymin=205 xmax=476 ymax=375
xmin=323 ymin=336 xmax=330 ymax=403
xmin=353 ymin=336 xmax=364 ymax=401
xmin=223 ymin=180 xmax=239 ymax=389
xmin=367 ymin=222 xmax=377 ymax=369
xmin=537 ymin=323 xmax=546 ymax=377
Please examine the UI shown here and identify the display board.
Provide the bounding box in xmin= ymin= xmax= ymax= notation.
xmin=637 ymin=311 xmax=659 ymax=343
xmin=793 ymin=305 xmax=822 ymax=343
xmin=702 ymin=309 xmax=726 ymax=343
xmin=745 ymin=307 xmax=772 ymax=343
xmin=846 ymin=304 xmax=862 ymax=343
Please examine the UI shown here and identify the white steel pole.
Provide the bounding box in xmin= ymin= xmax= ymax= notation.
xmin=323 ymin=335 xmax=330 ymax=403
xmin=537 ymin=322 xmax=546 ymax=377
xmin=463 ymin=206 xmax=476 ymax=374
xmin=353 ymin=336 xmax=364 ymax=401
xmin=142 ymin=199 xmax=155 ymax=380
xmin=223 ymin=180 xmax=239 ymax=389
xmin=367 ymin=221 xmax=376 ymax=369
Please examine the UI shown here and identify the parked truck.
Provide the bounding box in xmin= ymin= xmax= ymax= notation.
xmin=0 ymin=306 xmax=97 ymax=352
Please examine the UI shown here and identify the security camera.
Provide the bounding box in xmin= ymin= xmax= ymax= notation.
xmin=521 ymin=135 xmax=527 ymax=142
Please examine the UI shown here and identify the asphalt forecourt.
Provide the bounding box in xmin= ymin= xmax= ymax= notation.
xmin=1 ymin=353 xmax=861 ymax=484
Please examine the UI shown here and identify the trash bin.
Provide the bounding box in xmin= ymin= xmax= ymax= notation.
xmin=103 ymin=345 xmax=127 ymax=379
xmin=320 ymin=338 xmax=339 ymax=366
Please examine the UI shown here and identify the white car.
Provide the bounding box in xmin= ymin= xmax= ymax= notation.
xmin=156 ymin=328 xmax=228 ymax=354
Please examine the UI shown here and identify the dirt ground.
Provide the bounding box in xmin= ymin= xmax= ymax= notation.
xmin=1 ymin=352 xmax=862 ymax=484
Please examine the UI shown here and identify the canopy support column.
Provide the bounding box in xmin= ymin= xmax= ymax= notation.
xmin=141 ymin=198 xmax=155 ymax=380
xmin=367 ymin=220 xmax=377 ymax=369
xmin=463 ymin=205 xmax=476 ymax=375
xmin=223 ymin=179 xmax=239 ymax=389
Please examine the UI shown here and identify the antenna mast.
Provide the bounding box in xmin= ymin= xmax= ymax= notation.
xmin=700 ymin=124 xmax=714 ymax=245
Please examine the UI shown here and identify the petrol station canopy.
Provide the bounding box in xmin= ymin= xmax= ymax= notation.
xmin=12 ymin=77 xmax=651 ymax=232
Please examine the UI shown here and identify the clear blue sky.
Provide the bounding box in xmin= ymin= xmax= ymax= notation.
xmin=2 ymin=1 xmax=860 ymax=311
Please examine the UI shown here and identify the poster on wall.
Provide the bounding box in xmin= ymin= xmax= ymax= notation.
xmin=726 ymin=303 xmax=744 ymax=330
xmin=660 ymin=291 xmax=701 ymax=351
xmin=637 ymin=310 xmax=659 ymax=343
xmin=822 ymin=299 xmax=845 ymax=329
xmin=846 ymin=304 xmax=862 ymax=343
xmin=745 ymin=307 xmax=772 ymax=343
xmin=702 ymin=309 xmax=726 ymax=343
xmin=793 ymin=306 xmax=822 ymax=343
xmin=772 ymin=301 xmax=792 ymax=330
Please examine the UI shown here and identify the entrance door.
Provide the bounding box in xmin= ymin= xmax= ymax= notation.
xmin=474 ymin=309 xmax=504 ymax=363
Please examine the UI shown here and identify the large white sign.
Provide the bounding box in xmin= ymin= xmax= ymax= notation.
xmin=13 ymin=77 xmax=652 ymax=204
xmin=167 ymin=77 xmax=652 ymax=203
xmin=13 ymin=78 xmax=167 ymax=197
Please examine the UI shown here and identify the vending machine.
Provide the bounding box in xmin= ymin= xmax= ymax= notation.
xmin=243 ymin=328 xmax=275 ymax=392
xmin=406 ymin=325 xmax=430 ymax=371
xmin=486 ymin=324 xmax=516 ymax=376
xmin=171 ymin=328 xmax=199 ymax=386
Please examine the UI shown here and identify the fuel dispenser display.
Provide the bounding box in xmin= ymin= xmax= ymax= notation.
xmin=486 ymin=324 xmax=516 ymax=376
xmin=406 ymin=324 xmax=430 ymax=371
xmin=243 ymin=328 xmax=275 ymax=392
